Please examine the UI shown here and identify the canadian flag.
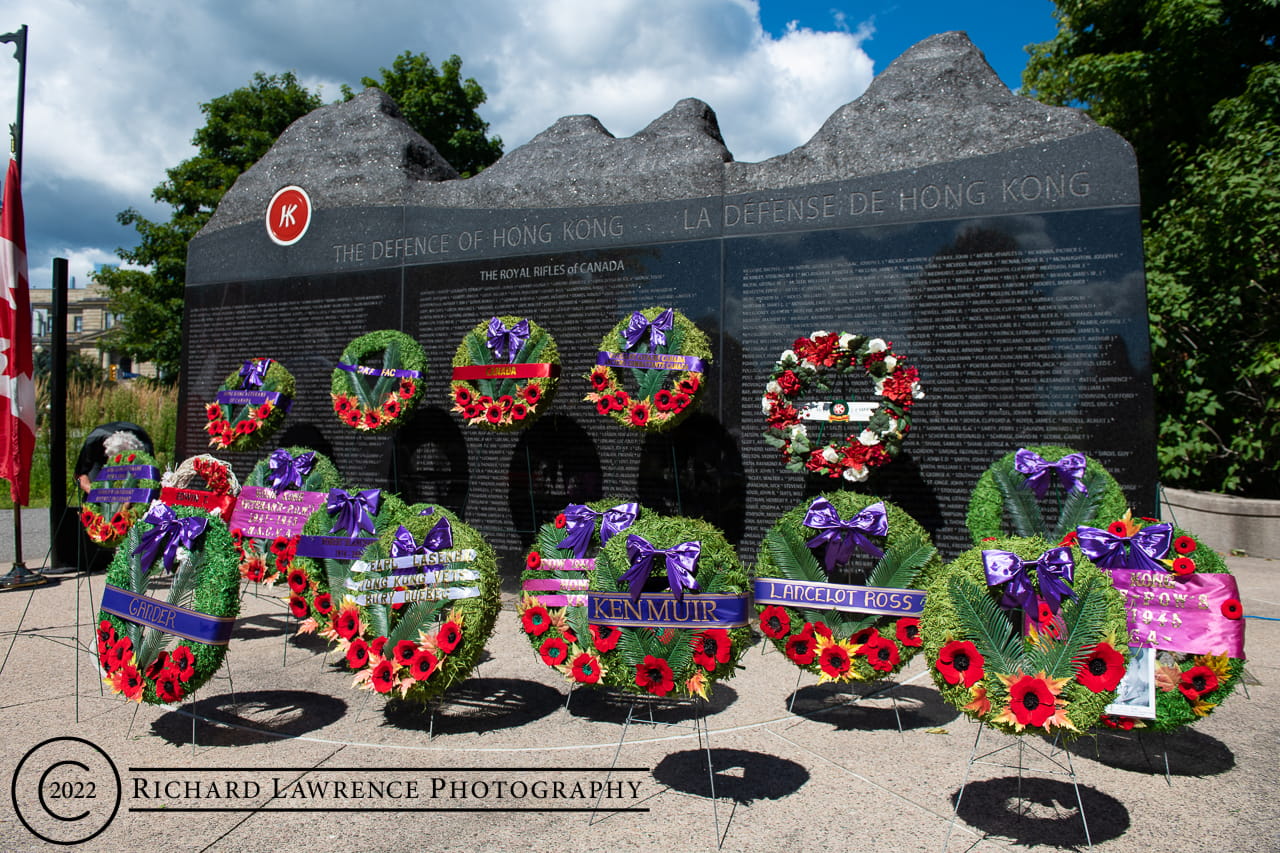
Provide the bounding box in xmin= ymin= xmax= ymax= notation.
xmin=0 ymin=157 xmax=35 ymax=505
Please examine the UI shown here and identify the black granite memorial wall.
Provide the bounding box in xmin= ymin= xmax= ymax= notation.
xmin=181 ymin=33 xmax=1155 ymax=565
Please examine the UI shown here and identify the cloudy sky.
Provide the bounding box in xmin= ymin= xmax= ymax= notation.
xmin=0 ymin=0 xmax=1059 ymax=290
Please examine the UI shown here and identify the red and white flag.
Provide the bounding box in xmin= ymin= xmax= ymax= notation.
xmin=0 ymin=157 xmax=35 ymax=505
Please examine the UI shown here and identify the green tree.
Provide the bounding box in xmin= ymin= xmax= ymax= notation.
xmin=97 ymin=72 xmax=323 ymax=379
xmin=343 ymin=52 xmax=503 ymax=177
xmin=1024 ymin=1 xmax=1280 ymax=497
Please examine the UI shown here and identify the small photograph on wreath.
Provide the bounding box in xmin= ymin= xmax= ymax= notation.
xmin=1106 ymin=645 xmax=1156 ymax=719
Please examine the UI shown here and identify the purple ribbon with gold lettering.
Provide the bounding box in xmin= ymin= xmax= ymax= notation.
xmin=1014 ymin=449 xmax=1087 ymax=500
xmin=1076 ymin=524 xmax=1173 ymax=573
xmin=620 ymin=534 xmax=701 ymax=604
xmin=803 ymin=497 xmax=887 ymax=573
xmin=555 ymin=502 xmax=639 ymax=558
xmin=485 ymin=317 xmax=531 ymax=363
xmin=982 ymin=546 xmax=1077 ymax=613
xmin=132 ymin=504 xmax=209 ymax=575
xmin=266 ymin=448 xmax=316 ymax=492
xmin=622 ymin=308 xmax=674 ymax=352
xmin=326 ymin=488 xmax=380 ymax=537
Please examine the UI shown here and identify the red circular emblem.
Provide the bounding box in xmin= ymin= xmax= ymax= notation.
xmin=266 ymin=186 xmax=311 ymax=246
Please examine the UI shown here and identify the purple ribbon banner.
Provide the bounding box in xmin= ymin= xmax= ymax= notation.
xmin=587 ymin=592 xmax=750 ymax=628
xmin=93 ymin=465 xmax=160 ymax=482
xmin=294 ymin=535 xmax=377 ymax=560
xmin=1106 ymin=569 xmax=1246 ymax=658
xmin=752 ymin=578 xmax=926 ymax=617
xmin=596 ymin=351 xmax=707 ymax=373
xmin=215 ymin=389 xmax=289 ymax=407
xmin=538 ymin=558 xmax=595 ymax=572
xmin=100 ymin=584 xmax=236 ymax=645
xmin=334 ymin=363 xmax=423 ymax=379
xmin=86 ymin=487 xmax=157 ymax=504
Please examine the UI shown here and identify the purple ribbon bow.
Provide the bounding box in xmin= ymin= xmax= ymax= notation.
xmin=326 ymin=489 xmax=380 ymax=537
xmin=239 ymin=358 xmax=270 ymax=389
xmin=620 ymin=534 xmax=701 ymax=604
xmin=983 ymin=546 xmax=1077 ymax=614
xmin=266 ymin=448 xmax=316 ymax=492
xmin=1076 ymin=524 xmax=1173 ymax=573
xmin=555 ymin=502 xmax=639 ymax=558
xmin=1013 ymin=449 xmax=1087 ymax=500
xmin=621 ymin=308 xmax=674 ymax=352
xmin=485 ymin=317 xmax=531 ymax=363
xmin=803 ymin=498 xmax=887 ymax=573
xmin=132 ymin=503 xmax=209 ymax=575
xmin=389 ymin=517 xmax=454 ymax=560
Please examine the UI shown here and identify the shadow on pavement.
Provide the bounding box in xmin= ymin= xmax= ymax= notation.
xmin=151 ymin=689 xmax=349 ymax=746
xmin=949 ymin=776 xmax=1130 ymax=848
xmin=651 ymin=747 xmax=810 ymax=803
xmin=384 ymin=677 xmax=562 ymax=735
xmin=566 ymin=684 xmax=739 ymax=725
xmin=1068 ymin=726 xmax=1236 ymax=777
xmin=789 ymin=682 xmax=961 ymax=731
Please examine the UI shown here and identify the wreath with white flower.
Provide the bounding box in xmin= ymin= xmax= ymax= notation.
xmin=232 ymin=447 xmax=343 ymax=585
xmin=762 ymin=332 xmax=923 ymax=481
xmin=584 ymin=307 xmax=710 ymax=432
xmin=1072 ymin=515 xmax=1246 ymax=734
xmin=518 ymin=498 xmax=646 ymax=682
xmin=160 ymin=455 xmax=240 ymax=523
xmin=554 ymin=515 xmax=751 ymax=699
xmin=921 ymin=537 xmax=1129 ymax=739
xmin=966 ymin=446 xmax=1128 ymax=544
xmin=288 ymin=488 xmax=408 ymax=636
xmin=81 ymin=449 xmax=162 ymax=549
xmin=323 ymin=505 xmax=501 ymax=705
xmin=97 ymin=503 xmax=240 ymax=705
xmin=450 ymin=316 xmax=560 ymax=431
xmin=754 ymin=492 xmax=942 ymax=684
xmin=204 ymin=358 xmax=294 ymax=452
xmin=331 ymin=330 xmax=428 ymax=433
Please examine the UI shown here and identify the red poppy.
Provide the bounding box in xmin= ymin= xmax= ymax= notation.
xmin=1006 ymin=672 xmax=1059 ymax=727
xmin=392 ymin=640 xmax=418 ymax=666
xmin=671 ymin=392 xmax=691 ymax=411
xmin=483 ymin=404 xmax=503 ymax=424
xmin=436 ymin=621 xmax=462 ymax=653
xmin=858 ymin=634 xmax=900 ymax=673
xmin=343 ymin=410 xmax=363 ymax=427
xmin=818 ymin=642 xmax=852 ymax=679
xmin=287 ymin=568 xmax=308 ymax=593
xmin=511 ymin=404 xmax=528 ymax=421
xmin=612 ymin=391 xmax=630 ymax=409
xmin=1076 ymin=642 xmax=1126 ymax=692
xmin=895 ymin=617 xmax=922 ymax=648
xmin=370 ymin=659 xmax=398 ymax=694
xmin=369 ymin=636 xmax=389 ymax=658
xmin=1036 ymin=601 xmax=1055 ymax=624
xmin=1179 ymin=665 xmax=1219 ymax=701
xmin=1221 ymin=599 xmax=1243 ymax=620
xmin=1173 ymin=536 xmax=1197 ymax=555
xmin=334 ymin=607 xmax=361 ymax=639
xmin=154 ymin=671 xmax=184 ymax=704
xmin=785 ymin=633 xmax=817 ymax=665
xmin=628 ymin=402 xmax=651 ymax=427
xmin=382 ymin=398 xmax=401 ymax=418
xmin=288 ymin=595 xmax=309 ymax=619
xmin=105 ymin=636 xmax=134 ymax=671
xmin=346 ymin=638 xmax=371 ymax=670
xmin=590 ymin=367 xmax=611 ymax=391
xmin=205 ymin=402 xmax=222 ymax=420
xmin=169 ymin=645 xmax=196 ymax=682
xmin=1108 ymin=520 xmax=1129 ymax=536
xmin=314 ymin=593 xmax=333 ymax=615
xmin=399 ymin=378 xmax=417 ymax=399
xmin=571 ymin=653 xmax=602 ymax=684
xmin=554 ymin=513 xmax=567 ymax=529
xmin=526 ymin=551 xmax=542 ymax=569
xmin=363 ymin=411 xmax=382 ymax=429
xmin=254 ymin=402 xmax=274 ymax=420
xmin=333 ymin=395 xmax=353 ymax=414
xmin=497 ymin=395 xmax=516 ymax=413
xmin=850 ymin=626 xmax=880 ymax=647
xmin=805 ymin=622 xmax=833 ymax=641
xmin=936 ymin=640 xmax=984 ymax=687
xmin=1059 ymin=530 xmax=1079 ymax=547
xmin=540 ymin=636 xmax=569 ymax=667
xmin=96 ymin=620 xmax=116 ymax=646
xmin=654 ymin=389 xmax=674 ymax=411
xmin=81 ymin=508 xmax=96 ymax=527
xmin=595 ymin=398 xmax=613 ymax=415
xmin=409 ymin=649 xmax=438 ymax=681
xmin=759 ymin=605 xmax=791 ymax=639
xmin=115 ymin=664 xmax=145 ymax=701
xmin=463 ymin=404 xmax=484 ymax=420
xmin=270 ymin=537 xmax=292 ymax=556
xmin=692 ymin=629 xmax=731 ymax=672
xmin=590 ymin=623 xmax=621 ymax=652
xmin=520 ymin=384 xmax=541 ymax=405
xmin=677 ymin=376 xmax=700 ymax=395
xmin=634 ymin=656 xmax=675 ymax=696
xmin=1101 ymin=714 xmax=1135 ymax=731
xmin=110 ymin=513 xmax=129 ymax=535
xmin=1171 ymin=557 xmax=1196 ymax=576
xmin=521 ymin=604 xmax=551 ymax=636
xmin=145 ymin=651 xmax=171 ymax=680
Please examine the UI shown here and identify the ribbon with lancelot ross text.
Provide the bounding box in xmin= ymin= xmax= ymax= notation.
xmin=100 ymin=584 xmax=236 ymax=645
xmin=595 ymin=351 xmax=707 ymax=373
xmin=587 ymin=591 xmax=751 ymax=629
xmin=752 ymin=578 xmax=926 ymax=617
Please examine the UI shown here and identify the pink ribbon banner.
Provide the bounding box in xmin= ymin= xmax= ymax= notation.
xmin=228 ymin=486 xmax=326 ymax=540
xmin=1106 ymin=569 xmax=1246 ymax=658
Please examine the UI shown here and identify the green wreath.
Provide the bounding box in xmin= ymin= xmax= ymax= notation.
xmin=232 ymin=447 xmax=344 ymax=584
xmin=761 ymin=332 xmax=923 ymax=481
xmin=966 ymin=446 xmax=1128 ymax=544
xmin=449 ymin=316 xmax=560 ymax=431
xmin=96 ymin=504 xmax=240 ymax=705
xmin=331 ymin=330 xmax=428 ymax=433
xmin=1077 ymin=516 xmax=1246 ymax=733
xmin=921 ymin=537 xmax=1130 ymax=740
xmin=288 ymin=487 xmax=408 ymax=635
xmin=585 ymin=307 xmax=710 ymax=432
xmin=326 ymin=504 xmax=501 ymax=705
xmin=518 ymin=499 xmax=647 ymax=679
xmin=567 ymin=515 xmax=750 ymax=699
xmin=80 ymin=449 xmax=162 ymax=549
xmin=753 ymin=492 xmax=942 ymax=683
xmin=204 ymin=358 xmax=294 ymax=452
